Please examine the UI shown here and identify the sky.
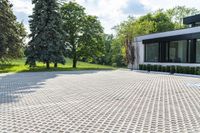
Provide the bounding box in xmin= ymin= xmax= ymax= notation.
xmin=10 ymin=0 xmax=200 ymax=34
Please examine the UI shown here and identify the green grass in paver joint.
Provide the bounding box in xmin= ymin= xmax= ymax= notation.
xmin=0 ymin=58 xmax=116 ymax=73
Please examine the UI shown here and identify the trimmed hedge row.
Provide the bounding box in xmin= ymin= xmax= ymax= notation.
xmin=139 ymin=64 xmax=200 ymax=75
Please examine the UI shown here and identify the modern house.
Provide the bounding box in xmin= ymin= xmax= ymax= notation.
xmin=131 ymin=14 xmax=200 ymax=69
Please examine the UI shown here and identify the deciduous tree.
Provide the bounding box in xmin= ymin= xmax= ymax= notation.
xmin=166 ymin=6 xmax=200 ymax=29
xmin=61 ymin=2 xmax=104 ymax=68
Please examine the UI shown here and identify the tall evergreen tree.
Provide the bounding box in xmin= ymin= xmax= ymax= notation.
xmin=0 ymin=0 xmax=26 ymax=62
xmin=25 ymin=0 xmax=66 ymax=68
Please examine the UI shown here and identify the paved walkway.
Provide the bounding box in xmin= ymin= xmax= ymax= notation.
xmin=1 ymin=70 xmax=200 ymax=132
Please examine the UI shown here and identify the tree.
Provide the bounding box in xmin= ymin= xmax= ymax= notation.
xmin=61 ymin=2 xmax=104 ymax=68
xmin=111 ymin=37 xmax=126 ymax=67
xmin=136 ymin=10 xmax=175 ymax=33
xmin=113 ymin=17 xmax=136 ymax=66
xmin=0 ymin=0 xmax=26 ymax=62
xmin=127 ymin=44 xmax=135 ymax=70
xmin=166 ymin=6 xmax=200 ymax=29
xmin=99 ymin=34 xmax=113 ymax=65
xmin=25 ymin=0 xmax=66 ymax=68
xmin=112 ymin=10 xmax=175 ymax=67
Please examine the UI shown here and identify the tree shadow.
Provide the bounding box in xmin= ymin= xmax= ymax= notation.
xmin=0 ymin=70 xmax=105 ymax=104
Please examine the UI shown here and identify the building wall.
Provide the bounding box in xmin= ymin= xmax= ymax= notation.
xmin=128 ymin=41 xmax=144 ymax=69
xmin=129 ymin=27 xmax=200 ymax=69
xmin=130 ymin=40 xmax=200 ymax=69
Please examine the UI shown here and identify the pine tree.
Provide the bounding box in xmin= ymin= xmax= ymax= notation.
xmin=0 ymin=0 xmax=26 ymax=62
xmin=25 ymin=0 xmax=66 ymax=68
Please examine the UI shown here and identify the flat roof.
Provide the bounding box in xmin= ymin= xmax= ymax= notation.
xmin=134 ymin=26 xmax=200 ymax=43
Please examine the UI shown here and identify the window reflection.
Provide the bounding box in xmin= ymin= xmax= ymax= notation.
xmin=196 ymin=39 xmax=200 ymax=63
xmin=145 ymin=43 xmax=159 ymax=62
xmin=169 ymin=40 xmax=187 ymax=63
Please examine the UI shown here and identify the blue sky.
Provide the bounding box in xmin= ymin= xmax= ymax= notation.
xmin=10 ymin=0 xmax=200 ymax=34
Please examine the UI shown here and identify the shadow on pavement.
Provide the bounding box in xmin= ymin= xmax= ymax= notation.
xmin=0 ymin=70 xmax=104 ymax=104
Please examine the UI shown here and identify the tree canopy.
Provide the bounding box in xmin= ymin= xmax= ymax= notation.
xmin=0 ymin=0 xmax=26 ymax=62
xmin=166 ymin=6 xmax=200 ymax=29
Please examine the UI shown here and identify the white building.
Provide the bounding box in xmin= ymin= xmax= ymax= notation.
xmin=131 ymin=14 xmax=200 ymax=69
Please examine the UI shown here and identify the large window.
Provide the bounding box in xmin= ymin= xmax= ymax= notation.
xmin=144 ymin=39 xmax=200 ymax=63
xmin=196 ymin=39 xmax=200 ymax=63
xmin=145 ymin=43 xmax=159 ymax=62
xmin=169 ymin=40 xmax=187 ymax=63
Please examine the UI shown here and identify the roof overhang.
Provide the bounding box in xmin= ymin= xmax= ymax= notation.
xmin=134 ymin=27 xmax=200 ymax=44
xmin=143 ymin=32 xmax=200 ymax=44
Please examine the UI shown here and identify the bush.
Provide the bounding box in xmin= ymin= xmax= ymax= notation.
xmin=152 ymin=65 xmax=157 ymax=71
xmin=184 ymin=66 xmax=190 ymax=74
xmin=139 ymin=64 xmax=143 ymax=70
xmin=190 ymin=67 xmax=195 ymax=74
xmin=170 ymin=66 xmax=175 ymax=74
xmin=196 ymin=67 xmax=200 ymax=75
xmin=138 ymin=64 xmax=200 ymax=75
xmin=147 ymin=64 xmax=151 ymax=72
xmin=143 ymin=64 xmax=147 ymax=70
xmin=157 ymin=65 xmax=162 ymax=71
xmin=181 ymin=66 xmax=186 ymax=74
xmin=161 ymin=66 xmax=166 ymax=72
xmin=176 ymin=66 xmax=183 ymax=73
xmin=166 ymin=66 xmax=170 ymax=72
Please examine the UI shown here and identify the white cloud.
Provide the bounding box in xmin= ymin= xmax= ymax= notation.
xmin=11 ymin=0 xmax=132 ymax=34
xmin=10 ymin=0 xmax=32 ymax=34
xmin=140 ymin=0 xmax=200 ymax=11
xmin=10 ymin=0 xmax=33 ymax=14
xmin=75 ymin=0 xmax=130 ymax=33
xmin=10 ymin=0 xmax=200 ymax=34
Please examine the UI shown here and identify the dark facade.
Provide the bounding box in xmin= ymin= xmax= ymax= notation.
xmin=183 ymin=14 xmax=200 ymax=27
xmin=143 ymin=14 xmax=200 ymax=64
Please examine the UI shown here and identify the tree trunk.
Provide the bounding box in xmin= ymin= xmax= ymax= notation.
xmin=72 ymin=43 xmax=77 ymax=68
xmin=46 ymin=62 xmax=50 ymax=69
xmin=73 ymin=58 xmax=77 ymax=68
xmin=54 ymin=63 xmax=57 ymax=68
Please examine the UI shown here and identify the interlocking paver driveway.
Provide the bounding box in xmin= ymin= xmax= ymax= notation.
xmin=1 ymin=70 xmax=200 ymax=132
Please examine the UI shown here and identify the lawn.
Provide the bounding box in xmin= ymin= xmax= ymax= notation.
xmin=0 ymin=58 xmax=115 ymax=73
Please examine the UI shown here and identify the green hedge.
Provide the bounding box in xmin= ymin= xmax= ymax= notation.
xmin=139 ymin=64 xmax=200 ymax=75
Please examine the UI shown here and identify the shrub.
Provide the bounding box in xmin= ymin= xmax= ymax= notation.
xmin=170 ymin=66 xmax=175 ymax=74
xmin=157 ymin=65 xmax=162 ymax=71
xmin=190 ymin=67 xmax=195 ymax=74
xmin=161 ymin=66 xmax=166 ymax=72
xmin=166 ymin=66 xmax=170 ymax=72
xmin=182 ymin=67 xmax=186 ymax=74
xmin=196 ymin=67 xmax=200 ymax=75
xmin=184 ymin=66 xmax=190 ymax=74
xmin=147 ymin=64 xmax=151 ymax=72
xmin=176 ymin=66 xmax=182 ymax=73
xmin=139 ymin=64 xmax=143 ymax=70
xmin=138 ymin=64 xmax=200 ymax=75
xmin=152 ymin=65 xmax=157 ymax=71
xmin=143 ymin=64 xmax=147 ymax=70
